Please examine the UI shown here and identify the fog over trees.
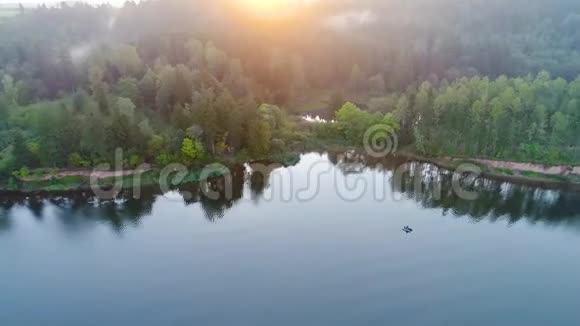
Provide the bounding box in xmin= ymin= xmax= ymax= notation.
xmin=1 ymin=0 xmax=579 ymax=179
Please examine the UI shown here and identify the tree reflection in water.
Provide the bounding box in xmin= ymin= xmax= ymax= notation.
xmin=0 ymin=152 xmax=579 ymax=233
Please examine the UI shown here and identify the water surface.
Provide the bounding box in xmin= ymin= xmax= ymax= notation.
xmin=1 ymin=152 xmax=580 ymax=326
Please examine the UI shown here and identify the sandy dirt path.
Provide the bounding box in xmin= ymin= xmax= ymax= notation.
xmin=470 ymin=159 xmax=580 ymax=176
xmin=22 ymin=165 xmax=152 ymax=182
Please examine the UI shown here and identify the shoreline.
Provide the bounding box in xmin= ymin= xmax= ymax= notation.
xmin=2 ymin=150 xmax=580 ymax=196
xmin=0 ymin=152 xmax=301 ymax=196
xmin=400 ymin=152 xmax=580 ymax=192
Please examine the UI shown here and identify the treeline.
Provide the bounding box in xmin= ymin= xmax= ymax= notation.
xmin=3 ymin=0 xmax=580 ymax=103
xmin=0 ymin=1 xmax=309 ymax=106
xmin=313 ymin=72 xmax=580 ymax=165
xmin=2 ymin=0 xmax=580 ymax=179
xmin=364 ymin=73 xmax=580 ymax=164
xmin=0 ymin=39 xmax=305 ymax=178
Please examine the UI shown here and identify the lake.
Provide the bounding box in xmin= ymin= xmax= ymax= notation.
xmin=1 ymin=152 xmax=580 ymax=326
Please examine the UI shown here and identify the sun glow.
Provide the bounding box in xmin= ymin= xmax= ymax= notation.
xmin=236 ymin=0 xmax=299 ymax=18
xmin=240 ymin=0 xmax=288 ymax=12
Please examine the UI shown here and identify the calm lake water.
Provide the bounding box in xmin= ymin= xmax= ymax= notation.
xmin=2 ymin=152 xmax=580 ymax=326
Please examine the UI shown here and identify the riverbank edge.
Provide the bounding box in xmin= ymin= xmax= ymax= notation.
xmin=399 ymin=152 xmax=580 ymax=192
xmin=1 ymin=148 xmax=579 ymax=195
xmin=304 ymin=142 xmax=580 ymax=191
xmin=0 ymin=152 xmax=301 ymax=195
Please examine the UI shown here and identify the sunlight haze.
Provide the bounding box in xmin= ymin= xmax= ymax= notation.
xmin=1 ymin=1 xmax=580 ymax=325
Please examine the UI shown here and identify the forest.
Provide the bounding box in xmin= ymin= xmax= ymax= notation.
xmin=323 ymin=74 xmax=580 ymax=165
xmin=0 ymin=0 xmax=579 ymax=181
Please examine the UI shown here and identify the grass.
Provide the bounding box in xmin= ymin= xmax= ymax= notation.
xmin=396 ymin=148 xmax=580 ymax=188
xmin=520 ymin=170 xmax=572 ymax=183
xmin=14 ymin=175 xmax=87 ymax=192
xmin=494 ymin=168 xmax=514 ymax=176
xmin=486 ymin=166 xmax=576 ymax=184
xmin=0 ymin=155 xmax=294 ymax=193
xmin=1 ymin=170 xmax=210 ymax=194
xmin=2 ymin=140 xmax=578 ymax=193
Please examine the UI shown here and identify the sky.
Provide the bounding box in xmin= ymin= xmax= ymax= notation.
xmin=2 ymin=0 xmax=323 ymax=8
xmin=1 ymin=0 xmax=139 ymax=7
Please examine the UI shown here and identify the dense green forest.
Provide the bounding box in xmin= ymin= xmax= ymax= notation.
xmin=1 ymin=0 xmax=580 ymax=180
xmin=333 ymin=74 xmax=580 ymax=164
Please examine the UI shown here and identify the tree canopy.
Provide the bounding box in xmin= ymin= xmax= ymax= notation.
xmin=1 ymin=0 xmax=579 ymax=179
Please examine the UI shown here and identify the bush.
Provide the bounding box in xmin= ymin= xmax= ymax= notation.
xmin=129 ymin=154 xmax=144 ymax=169
xmin=271 ymin=138 xmax=286 ymax=153
xmin=155 ymin=152 xmax=173 ymax=166
xmin=181 ymin=138 xmax=205 ymax=164
xmin=12 ymin=166 xmax=30 ymax=179
xmin=7 ymin=177 xmax=18 ymax=190
xmin=68 ymin=153 xmax=91 ymax=168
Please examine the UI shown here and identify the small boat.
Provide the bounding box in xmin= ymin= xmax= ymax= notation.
xmin=402 ymin=226 xmax=413 ymax=233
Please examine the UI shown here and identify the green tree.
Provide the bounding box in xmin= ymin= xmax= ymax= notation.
xmin=181 ymin=138 xmax=204 ymax=163
xmin=550 ymin=112 xmax=570 ymax=146
xmin=89 ymin=65 xmax=109 ymax=113
xmin=336 ymin=102 xmax=374 ymax=143
xmin=12 ymin=131 xmax=29 ymax=168
xmin=223 ymin=58 xmax=249 ymax=97
xmin=72 ymin=88 xmax=89 ymax=113
xmin=155 ymin=65 xmax=176 ymax=115
xmin=248 ymin=118 xmax=272 ymax=157
xmin=0 ymin=96 xmax=8 ymax=120
xmin=174 ymin=64 xmax=194 ymax=105
xmin=116 ymin=77 xmax=140 ymax=105
xmin=80 ymin=113 xmax=107 ymax=163
xmin=112 ymin=44 xmax=142 ymax=77
xmin=205 ymin=42 xmax=228 ymax=79
xmin=1 ymin=74 xmax=19 ymax=106
xmin=185 ymin=38 xmax=205 ymax=68
xmin=116 ymin=97 xmax=136 ymax=124
xmin=192 ymin=88 xmax=219 ymax=154
xmin=108 ymin=113 xmax=131 ymax=150
xmin=139 ymin=69 xmax=158 ymax=105
xmin=147 ymin=135 xmax=165 ymax=159
xmin=328 ymin=93 xmax=345 ymax=114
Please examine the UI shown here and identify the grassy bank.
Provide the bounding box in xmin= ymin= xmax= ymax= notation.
xmin=400 ymin=151 xmax=580 ymax=192
xmin=3 ymin=147 xmax=580 ymax=195
xmin=0 ymin=152 xmax=302 ymax=195
xmin=0 ymin=170 xmax=215 ymax=195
